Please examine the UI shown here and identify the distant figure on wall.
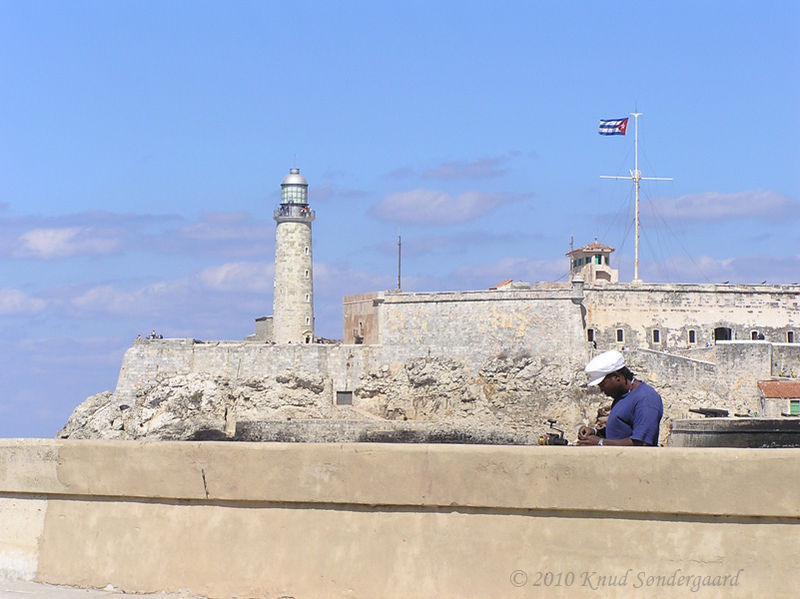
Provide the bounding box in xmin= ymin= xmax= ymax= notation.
xmin=577 ymin=351 xmax=663 ymax=446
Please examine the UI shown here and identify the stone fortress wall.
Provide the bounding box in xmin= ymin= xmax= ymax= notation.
xmin=583 ymin=282 xmax=800 ymax=350
xmin=60 ymin=313 xmax=800 ymax=444
xmin=343 ymin=280 xmax=800 ymax=352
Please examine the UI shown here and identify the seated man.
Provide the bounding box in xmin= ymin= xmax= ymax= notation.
xmin=578 ymin=350 xmax=663 ymax=446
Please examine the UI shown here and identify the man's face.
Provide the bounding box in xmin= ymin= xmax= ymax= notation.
xmin=598 ymin=371 xmax=627 ymax=399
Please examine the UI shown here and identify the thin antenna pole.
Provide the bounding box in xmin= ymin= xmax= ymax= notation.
xmin=569 ymin=234 xmax=574 ymax=279
xmin=397 ymin=235 xmax=402 ymax=291
xmin=601 ymin=112 xmax=672 ymax=283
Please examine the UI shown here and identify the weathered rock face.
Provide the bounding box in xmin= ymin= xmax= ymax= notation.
xmin=59 ymin=347 xmax=596 ymax=442
xmin=59 ymin=340 xmax=762 ymax=445
xmin=59 ymin=372 xmax=333 ymax=441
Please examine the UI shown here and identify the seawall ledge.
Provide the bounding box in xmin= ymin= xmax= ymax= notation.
xmin=1 ymin=440 xmax=798 ymax=519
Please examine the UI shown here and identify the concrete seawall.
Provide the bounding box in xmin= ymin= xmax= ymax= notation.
xmin=1 ymin=440 xmax=798 ymax=598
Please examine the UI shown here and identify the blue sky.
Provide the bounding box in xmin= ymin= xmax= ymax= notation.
xmin=1 ymin=1 xmax=798 ymax=437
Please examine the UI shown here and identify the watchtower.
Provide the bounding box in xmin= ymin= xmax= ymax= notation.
xmin=272 ymin=168 xmax=315 ymax=343
xmin=566 ymin=240 xmax=618 ymax=284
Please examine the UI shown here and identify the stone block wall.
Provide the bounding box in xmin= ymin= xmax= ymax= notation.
xmin=342 ymin=292 xmax=382 ymax=345
xmin=630 ymin=348 xmax=717 ymax=390
xmin=771 ymin=343 xmax=800 ymax=378
xmin=252 ymin=316 xmax=272 ymax=342
xmin=369 ymin=286 xmax=587 ymax=360
xmin=344 ymin=283 xmax=800 ymax=358
xmin=584 ymin=283 xmax=800 ymax=351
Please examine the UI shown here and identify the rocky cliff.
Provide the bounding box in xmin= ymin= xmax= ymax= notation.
xmin=58 ymin=340 xmax=758 ymax=445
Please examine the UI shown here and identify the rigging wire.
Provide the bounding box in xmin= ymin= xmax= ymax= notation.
xmin=639 ymin=142 xmax=716 ymax=283
xmin=628 ymin=126 xmax=718 ymax=284
xmin=596 ymin=174 xmax=635 ymax=276
xmin=645 ymin=190 xmax=717 ymax=284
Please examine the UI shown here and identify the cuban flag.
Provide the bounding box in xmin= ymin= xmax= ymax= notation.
xmin=598 ymin=118 xmax=629 ymax=136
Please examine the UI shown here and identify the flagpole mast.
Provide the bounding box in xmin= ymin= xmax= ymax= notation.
xmin=633 ymin=111 xmax=641 ymax=282
xmin=601 ymin=112 xmax=672 ymax=283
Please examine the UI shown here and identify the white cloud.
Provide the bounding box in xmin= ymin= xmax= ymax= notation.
xmin=637 ymin=253 xmax=800 ymax=285
xmin=0 ymin=289 xmax=47 ymax=315
xmin=71 ymin=284 xmax=152 ymax=314
xmin=1 ymin=211 xmax=273 ymax=260
xmin=644 ymin=190 xmax=800 ymax=222
xmin=68 ymin=262 xmax=274 ymax=319
xmin=197 ymin=262 xmax=273 ymax=293
xmin=370 ymin=189 xmax=511 ymax=224
xmin=15 ymin=227 xmax=122 ymax=259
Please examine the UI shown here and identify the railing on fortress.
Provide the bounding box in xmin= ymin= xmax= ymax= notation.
xmin=273 ymin=204 xmax=315 ymax=223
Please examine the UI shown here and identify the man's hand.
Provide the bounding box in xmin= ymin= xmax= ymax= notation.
xmin=577 ymin=425 xmax=596 ymax=441
xmin=577 ymin=434 xmax=602 ymax=446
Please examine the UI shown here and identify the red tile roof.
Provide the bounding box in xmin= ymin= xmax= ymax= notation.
xmin=566 ymin=242 xmax=615 ymax=257
xmin=758 ymin=381 xmax=800 ymax=398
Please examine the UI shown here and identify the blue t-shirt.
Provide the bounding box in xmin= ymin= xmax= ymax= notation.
xmin=605 ymin=381 xmax=663 ymax=446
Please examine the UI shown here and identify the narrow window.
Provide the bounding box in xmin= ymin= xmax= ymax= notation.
xmin=304 ymin=246 xmax=310 ymax=255
xmin=305 ymin=293 xmax=310 ymax=302
xmin=688 ymin=330 xmax=696 ymax=344
xmin=751 ymin=331 xmax=759 ymax=340
xmin=305 ymin=335 xmax=311 ymax=344
xmin=790 ymin=399 xmax=800 ymax=416
xmin=587 ymin=328 xmax=595 ymax=342
xmin=305 ymin=317 xmax=310 ymax=325
xmin=304 ymin=269 xmax=309 ymax=279
xmin=788 ymin=331 xmax=795 ymax=343
xmin=616 ymin=329 xmax=624 ymax=343
xmin=336 ymin=391 xmax=353 ymax=406
xmin=652 ymin=329 xmax=660 ymax=343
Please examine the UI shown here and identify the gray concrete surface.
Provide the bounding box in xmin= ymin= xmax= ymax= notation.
xmin=0 ymin=580 xmax=199 ymax=599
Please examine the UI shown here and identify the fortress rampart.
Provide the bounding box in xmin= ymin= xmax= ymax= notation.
xmin=65 ymin=335 xmax=799 ymax=444
xmin=343 ymin=282 xmax=800 ymax=352
xmin=1 ymin=440 xmax=798 ymax=598
xmin=583 ymin=282 xmax=800 ymax=349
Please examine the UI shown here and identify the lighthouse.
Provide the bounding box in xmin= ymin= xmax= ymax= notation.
xmin=272 ymin=167 xmax=315 ymax=344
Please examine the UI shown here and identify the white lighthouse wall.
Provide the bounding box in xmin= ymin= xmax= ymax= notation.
xmin=273 ymin=221 xmax=314 ymax=343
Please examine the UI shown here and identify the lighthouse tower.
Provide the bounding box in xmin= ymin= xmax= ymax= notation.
xmin=272 ymin=167 xmax=315 ymax=344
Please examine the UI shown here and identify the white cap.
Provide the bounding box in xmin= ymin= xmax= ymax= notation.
xmin=585 ymin=350 xmax=626 ymax=386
